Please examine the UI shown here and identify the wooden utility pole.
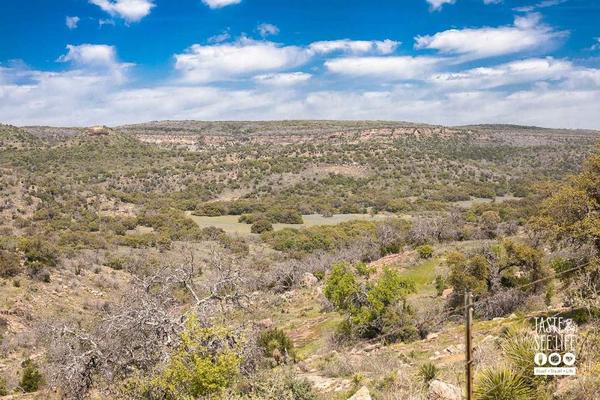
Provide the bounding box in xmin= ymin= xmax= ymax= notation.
xmin=465 ymin=291 xmax=473 ymax=400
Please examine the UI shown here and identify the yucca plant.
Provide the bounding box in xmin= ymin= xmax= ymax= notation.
xmin=500 ymin=330 xmax=535 ymax=375
xmin=500 ymin=329 xmax=547 ymax=387
xmin=474 ymin=368 xmax=533 ymax=400
xmin=418 ymin=362 xmax=438 ymax=384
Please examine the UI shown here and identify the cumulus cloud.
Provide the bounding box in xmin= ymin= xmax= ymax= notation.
xmin=58 ymin=44 xmax=118 ymax=67
xmin=2 ymin=58 xmax=600 ymax=128
xmin=66 ymin=16 xmax=80 ymax=29
xmin=1 ymin=19 xmax=599 ymax=129
xmin=257 ymin=23 xmax=279 ymax=37
xmin=173 ymin=38 xmax=400 ymax=83
xmin=174 ymin=38 xmax=309 ymax=83
xmin=429 ymin=57 xmax=573 ymax=89
xmin=415 ymin=13 xmax=566 ymax=60
xmin=57 ymin=44 xmax=132 ymax=82
xmin=325 ymin=56 xmax=440 ymax=80
xmin=202 ymin=0 xmax=242 ymax=9
xmin=89 ymin=0 xmax=155 ymax=23
xmin=254 ymin=72 xmax=311 ymax=86
xmin=309 ymin=39 xmax=398 ymax=55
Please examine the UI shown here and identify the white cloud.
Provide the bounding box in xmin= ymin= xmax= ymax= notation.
xmin=58 ymin=44 xmax=118 ymax=67
xmin=173 ymin=37 xmax=401 ymax=83
xmin=2 ymin=30 xmax=600 ymax=129
xmin=57 ymin=44 xmax=132 ymax=82
xmin=592 ymin=37 xmax=600 ymax=51
xmin=426 ymin=0 xmax=456 ymax=11
xmin=429 ymin=57 xmax=573 ymax=89
xmin=514 ymin=0 xmax=568 ymax=13
xmin=66 ymin=16 xmax=80 ymax=30
xmin=99 ymin=18 xmax=116 ymax=27
xmin=208 ymin=30 xmax=231 ymax=43
xmin=89 ymin=0 xmax=155 ymax=22
xmin=325 ymin=56 xmax=440 ymax=80
xmin=202 ymin=0 xmax=241 ymax=9
xmin=415 ymin=13 xmax=566 ymax=60
xmin=254 ymin=72 xmax=311 ymax=86
xmin=2 ymin=59 xmax=600 ymax=128
xmin=427 ymin=0 xmax=503 ymax=10
xmin=174 ymin=38 xmax=309 ymax=83
xmin=257 ymin=23 xmax=279 ymax=37
xmin=309 ymin=39 xmax=399 ymax=55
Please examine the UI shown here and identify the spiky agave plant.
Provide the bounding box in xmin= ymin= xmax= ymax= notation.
xmin=474 ymin=368 xmax=533 ymax=400
xmin=418 ymin=362 xmax=438 ymax=384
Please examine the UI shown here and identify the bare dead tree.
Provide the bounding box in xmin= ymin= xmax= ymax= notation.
xmin=44 ymin=245 xmax=250 ymax=399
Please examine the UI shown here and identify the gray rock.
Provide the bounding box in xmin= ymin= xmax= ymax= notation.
xmin=428 ymin=380 xmax=462 ymax=400
xmin=301 ymin=272 xmax=319 ymax=287
xmin=348 ymin=386 xmax=372 ymax=400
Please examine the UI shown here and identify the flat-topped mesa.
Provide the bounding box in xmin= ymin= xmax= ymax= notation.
xmin=133 ymin=125 xmax=464 ymax=148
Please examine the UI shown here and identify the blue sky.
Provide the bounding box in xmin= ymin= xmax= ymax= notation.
xmin=1 ymin=0 xmax=599 ymax=128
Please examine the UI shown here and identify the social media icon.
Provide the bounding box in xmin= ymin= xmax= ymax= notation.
xmin=534 ymin=353 xmax=547 ymax=366
xmin=563 ymin=352 xmax=576 ymax=366
xmin=548 ymin=353 xmax=562 ymax=366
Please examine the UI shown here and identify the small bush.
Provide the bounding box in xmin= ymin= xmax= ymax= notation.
xmin=251 ymin=220 xmax=273 ymax=234
xmin=416 ymin=245 xmax=434 ymax=259
xmin=324 ymin=262 xmax=417 ymax=340
xmin=434 ymin=275 xmax=447 ymax=296
xmin=258 ymin=328 xmax=296 ymax=362
xmin=105 ymin=256 xmax=126 ymax=270
xmin=124 ymin=317 xmax=241 ymax=399
xmin=19 ymin=237 xmax=58 ymax=270
xmin=225 ymin=371 xmax=317 ymax=400
xmin=20 ymin=359 xmax=44 ymax=393
xmin=418 ymin=362 xmax=438 ymax=384
xmin=0 ymin=249 xmax=21 ymax=278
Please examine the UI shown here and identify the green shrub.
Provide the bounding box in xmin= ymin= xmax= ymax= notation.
xmin=251 ymin=219 xmax=273 ymax=234
xmin=258 ymin=328 xmax=296 ymax=362
xmin=416 ymin=245 xmax=434 ymax=259
xmin=434 ymin=275 xmax=447 ymax=296
xmin=225 ymin=371 xmax=317 ymax=400
xmin=20 ymin=359 xmax=43 ymax=393
xmin=105 ymin=257 xmax=126 ymax=270
xmin=286 ymin=378 xmax=317 ymax=400
xmin=194 ymin=203 xmax=228 ymax=216
xmin=268 ymin=209 xmax=303 ymax=224
xmin=262 ymin=220 xmax=377 ymax=254
xmin=18 ymin=237 xmax=58 ymax=270
xmin=324 ymin=262 xmax=417 ymax=340
xmin=474 ymin=368 xmax=533 ymax=400
xmin=124 ymin=316 xmax=241 ymax=399
xmin=0 ymin=249 xmax=21 ymax=278
xmin=418 ymin=362 xmax=438 ymax=384
xmin=355 ymin=262 xmax=376 ymax=277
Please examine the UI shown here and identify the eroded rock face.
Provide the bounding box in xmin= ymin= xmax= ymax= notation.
xmin=348 ymin=386 xmax=372 ymax=400
xmin=428 ymin=380 xmax=462 ymax=400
